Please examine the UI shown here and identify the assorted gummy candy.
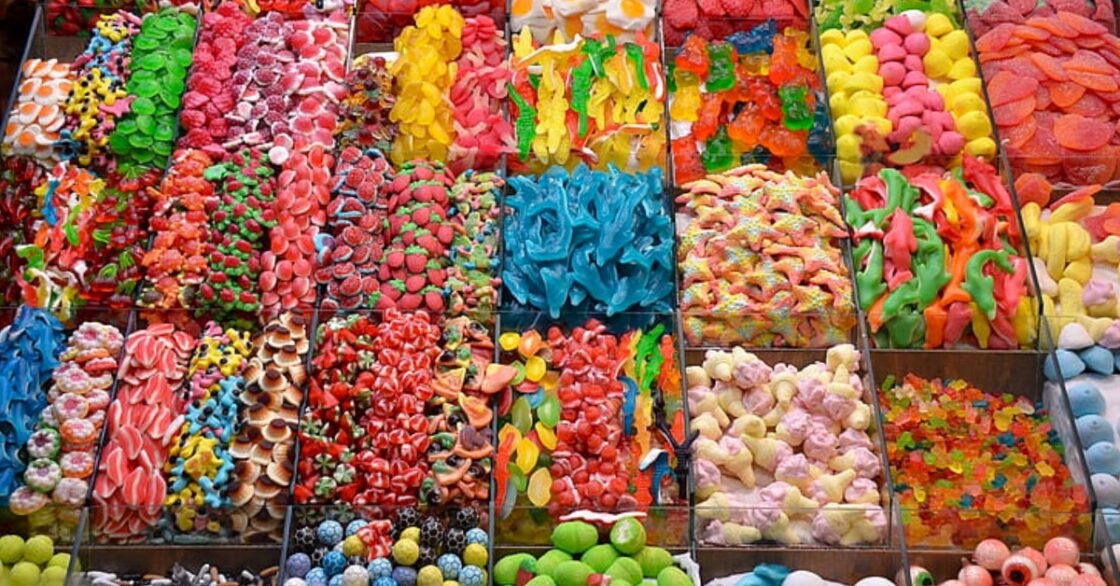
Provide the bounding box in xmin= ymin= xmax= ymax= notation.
xmin=670 ymin=21 xmax=829 ymax=184
xmin=880 ymin=374 xmax=1091 ymax=548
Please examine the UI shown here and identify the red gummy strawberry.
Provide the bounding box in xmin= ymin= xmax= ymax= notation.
xmin=404 ymin=246 xmax=428 ymax=273
xmin=416 ymin=234 xmax=441 ymax=256
xmin=381 ymin=281 xmax=404 ymax=301
xmin=423 ymin=290 xmax=445 ymax=312
xmin=385 ymin=249 xmax=405 ymax=268
xmin=436 ymin=224 xmax=455 ymax=245
xmin=398 ymin=293 xmax=422 ymax=310
xmin=405 ymin=275 xmax=426 ymax=293
xmin=427 ymin=268 xmax=445 ymax=287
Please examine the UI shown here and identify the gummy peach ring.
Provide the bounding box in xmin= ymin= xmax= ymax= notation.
xmin=61 ymin=450 xmax=95 ymax=478
xmin=60 ymin=418 xmax=97 ymax=446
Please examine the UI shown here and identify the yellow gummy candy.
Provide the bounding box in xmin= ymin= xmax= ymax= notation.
xmin=956 ymin=111 xmax=992 ymax=140
xmin=923 ymin=50 xmax=952 ymax=78
xmin=525 ymin=356 xmax=546 ymax=382
xmin=515 ymin=437 xmax=540 ymax=474
xmin=925 ymin=13 xmax=953 ymax=37
xmin=947 ymin=58 xmax=977 ymax=80
xmin=951 ymin=93 xmax=987 ymax=116
xmin=940 ymin=30 xmax=970 ymax=60
xmin=535 ymin=422 xmax=558 ymax=450
xmin=527 ymin=467 xmax=552 ymax=507
xmin=499 ymin=332 xmax=521 ymax=351
xmin=965 ymin=137 xmax=997 ymax=158
xmin=499 ymin=423 xmax=523 ymax=446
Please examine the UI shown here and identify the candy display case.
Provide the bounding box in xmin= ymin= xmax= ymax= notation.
xmin=82 ymin=310 xmax=310 ymax=546
xmin=695 ymin=546 xmax=908 ymax=586
xmin=490 ymin=312 xmax=689 ymax=541
xmin=904 ymin=509 xmax=1120 ymax=586
xmin=684 ymin=343 xmax=896 ymax=548
xmin=665 ymin=16 xmax=834 ymax=185
xmin=871 ymin=344 xmax=1098 ymax=551
xmin=0 ymin=305 xmax=130 ymax=545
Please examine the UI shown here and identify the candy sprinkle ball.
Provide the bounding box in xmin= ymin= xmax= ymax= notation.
xmin=880 ymin=374 xmax=1090 ymax=548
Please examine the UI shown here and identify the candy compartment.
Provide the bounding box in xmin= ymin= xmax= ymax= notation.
xmin=86 ymin=310 xmax=310 ymax=546
xmin=665 ymin=16 xmax=833 ymax=185
xmin=906 ymin=508 xmax=1120 ymax=586
xmin=845 ymin=154 xmax=1043 ymax=351
xmin=279 ymin=503 xmax=491 ymax=584
xmin=685 ymin=345 xmax=896 ymax=548
xmin=355 ymin=0 xmax=506 ymax=44
xmin=696 ymin=545 xmax=909 ymax=586
xmin=492 ymin=312 xmax=689 ymax=540
xmin=872 ymin=347 xmax=1096 ymax=550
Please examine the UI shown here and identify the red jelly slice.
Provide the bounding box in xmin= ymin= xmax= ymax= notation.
xmin=1029 ymin=52 xmax=1069 ymax=81
xmin=1048 ymin=81 xmax=1087 ymax=108
xmin=988 ymin=71 xmax=1039 ymax=106
xmin=994 ymin=96 xmax=1037 ymax=126
xmin=1054 ymin=113 xmax=1114 ymax=151
xmin=1068 ymin=69 xmax=1119 ymax=92
xmin=1002 ymin=114 xmax=1037 ymax=149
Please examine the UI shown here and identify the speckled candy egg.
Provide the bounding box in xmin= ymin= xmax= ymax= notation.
xmin=372 ymin=578 xmax=396 ymax=586
xmin=287 ymin=553 xmax=313 ymax=578
xmin=458 ymin=566 xmax=484 ymax=586
xmin=323 ymin=551 xmax=348 ymax=577
xmin=436 ymin=554 xmax=462 ymax=579
xmin=319 ymin=521 xmax=345 ymax=546
xmin=393 ymin=566 xmax=418 ymax=586
xmin=343 ymin=565 xmax=371 ymax=586
xmin=306 ymin=568 xmax=329 ymax=586
xmin=347 ymin=520 xmax=369 ymax=537
xmin=464 ymin=529 xmax=487 ymax=547
xmin=367 ymin=558 xmax=393 ymax=580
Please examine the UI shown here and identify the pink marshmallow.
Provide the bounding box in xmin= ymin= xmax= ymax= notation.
xmin=937 ymin=131 xmax=965 ymax=155
xmin=779 ymin=408 xmax=813 ymax=446
xmin=904 ymin=54 xmax=924 ymax=72
xmin=922 ymin=90 xmax=945 ymax=111
xmin=883 ymin=86 xmax=903 ymax=100
xmin=775 ymin=453 xmax=814 ymax=487
xmin=839 ymin=429 xmax=874 ymax=452
xmin=902 ymin=70 xmax=929 ymax=88
xmin=803 ymin=428 xmax=839 ymax=461
xmin=885 ymin=14 xmax=914 ymax=36
xmin=877 ymin=43 xmax=907 ymax=62
xmin=822 ymin=392 xmax=857 ymax=421
xmin=844 ymin=477 xmax=879 ymax=503
xmin=904 ymin=32 xmax=931 ymax=56
xmin=870 ymin=27 xmax=903 ymax=49
xmin=893 ymin=98 xmax=923 ymax=118
xmin=879 ymin=61 xmax=906 ymax=86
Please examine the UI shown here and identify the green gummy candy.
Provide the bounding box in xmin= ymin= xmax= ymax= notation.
xmin=609 ymin=518 xmax=647 ymax=555
xmin=606 ymin=558 xmax=643 ymax=584
xmin=634 ymin=547 xmax=673 ymax=578
xmin=494 ymin=553 xmax=535 ymax=585
xmin=580 ymin=544 xmax=619 ymax=573
xmin=657 ymin=566 xmax=691 ymax=586
xmin=550 ymin=521 xmax=599 ymax=554
xmin=525 ymin=577 xmax=557 ymax=586
xmin=534 ymin=550 xmax=572 ymax=577
xmin=552 ymin=561 xmax=594 ymax=586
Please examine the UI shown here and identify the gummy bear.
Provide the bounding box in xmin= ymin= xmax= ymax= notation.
xmin=769 ymin=34 xmax=806 ymax=86
xmin=671 ymin=70 xmax=702 ymax=122
xmin=706 ymin=41 xmax=737 ymax=92
xmin=760 ymin=124 xmax=808 ymax=158
xmin=675 ymin=34 xmax=710 ymax=79
xmin=673 ymin=136 xmax=706 ymax=184
xmin=728 ymin=103 xmax=766 ymax=150
xmin=779 ymin=85 xmax=814 ymax=131
xmin=726 ymin=19 xmax=776 ymax=54
xmin=693 ymin=93 xmax=724 ymax=142
xmin=701 ymin=127 xmax=736 ymax=172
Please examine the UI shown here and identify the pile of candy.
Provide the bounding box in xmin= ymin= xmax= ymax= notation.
xmin=976 ymin=12 xmax=1120 ymax=186
xmin=964 ymin=0 xmax=1116 ymax=36
xmin=9 ymin=322 xmax=123 ymax=536
xmin=0 ymin=307 xmax=66 ymax=503
xmin=845 ymin=157 xmax=1032 ymax=349
xmin=495 ymin=322 xmax=684 ymax=515
xmin=925 ymin=537 xmax=1107 ymax=586
xmin=503 ymin=164 xmax=673 ymax=317
xmin=0 ymin=159 xmax=42 ymax=307
xmin=0 ymin=534 xmax=72 ymax=586
xmin=493 ymin=517 xmax=688 ymax=586
xmin=508 ymin=29 xmax=665 ymax=173
xmin=663 ymin=0 xmax=809 ymax=46
xmin=81 ymin=563 xmax=279 ymax=586
xmin=816 ymin=0 xmax=955 ymax=32
xmin=335 ymin=55 xmax=397 ymax=153
xmin=670 ymin=23 xmax=828 ymax=183
xmin=677 ymin=166 xmax=854 ymax=347
xmin=389 ymin=6 xmax=513 ymax=170
xmin=880 ymin=374 xmax=1090 ymax=548
xmin=1015 ymin=180 xmax=1120 ymax=351
xmin=512 ymin=0 xmax=655 ymax=43
xmin=1060 ymin=379 xmax=1120 ymax=501
xmin=823 ymin=11 xmax=996 ymax=183
xmin=229 ymin=312 xmax=308 ymax=543
xmin=704 ymin=565 xmax=895 ymax=586
xmin=691 ymin=345 xmax=887 ymax=546
xmin=161 ymin=323 xmax=255 ymax=541
xmin=138 ymin=150 xmax=217 ymax=313
xmin=3 ymin=59 xmax=72 ymax=167
xmin=356 ymin=0 xmax=502 ymax=42
xmin=297 ymin=311 xmax=505 ymax=507
xmin=106 ymin=9 xmax=197 ymax=174
xmin=93 ymin=323 xmax=195 ymax=543
xmin=283 ymin=507 xmax=487 ymax=585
